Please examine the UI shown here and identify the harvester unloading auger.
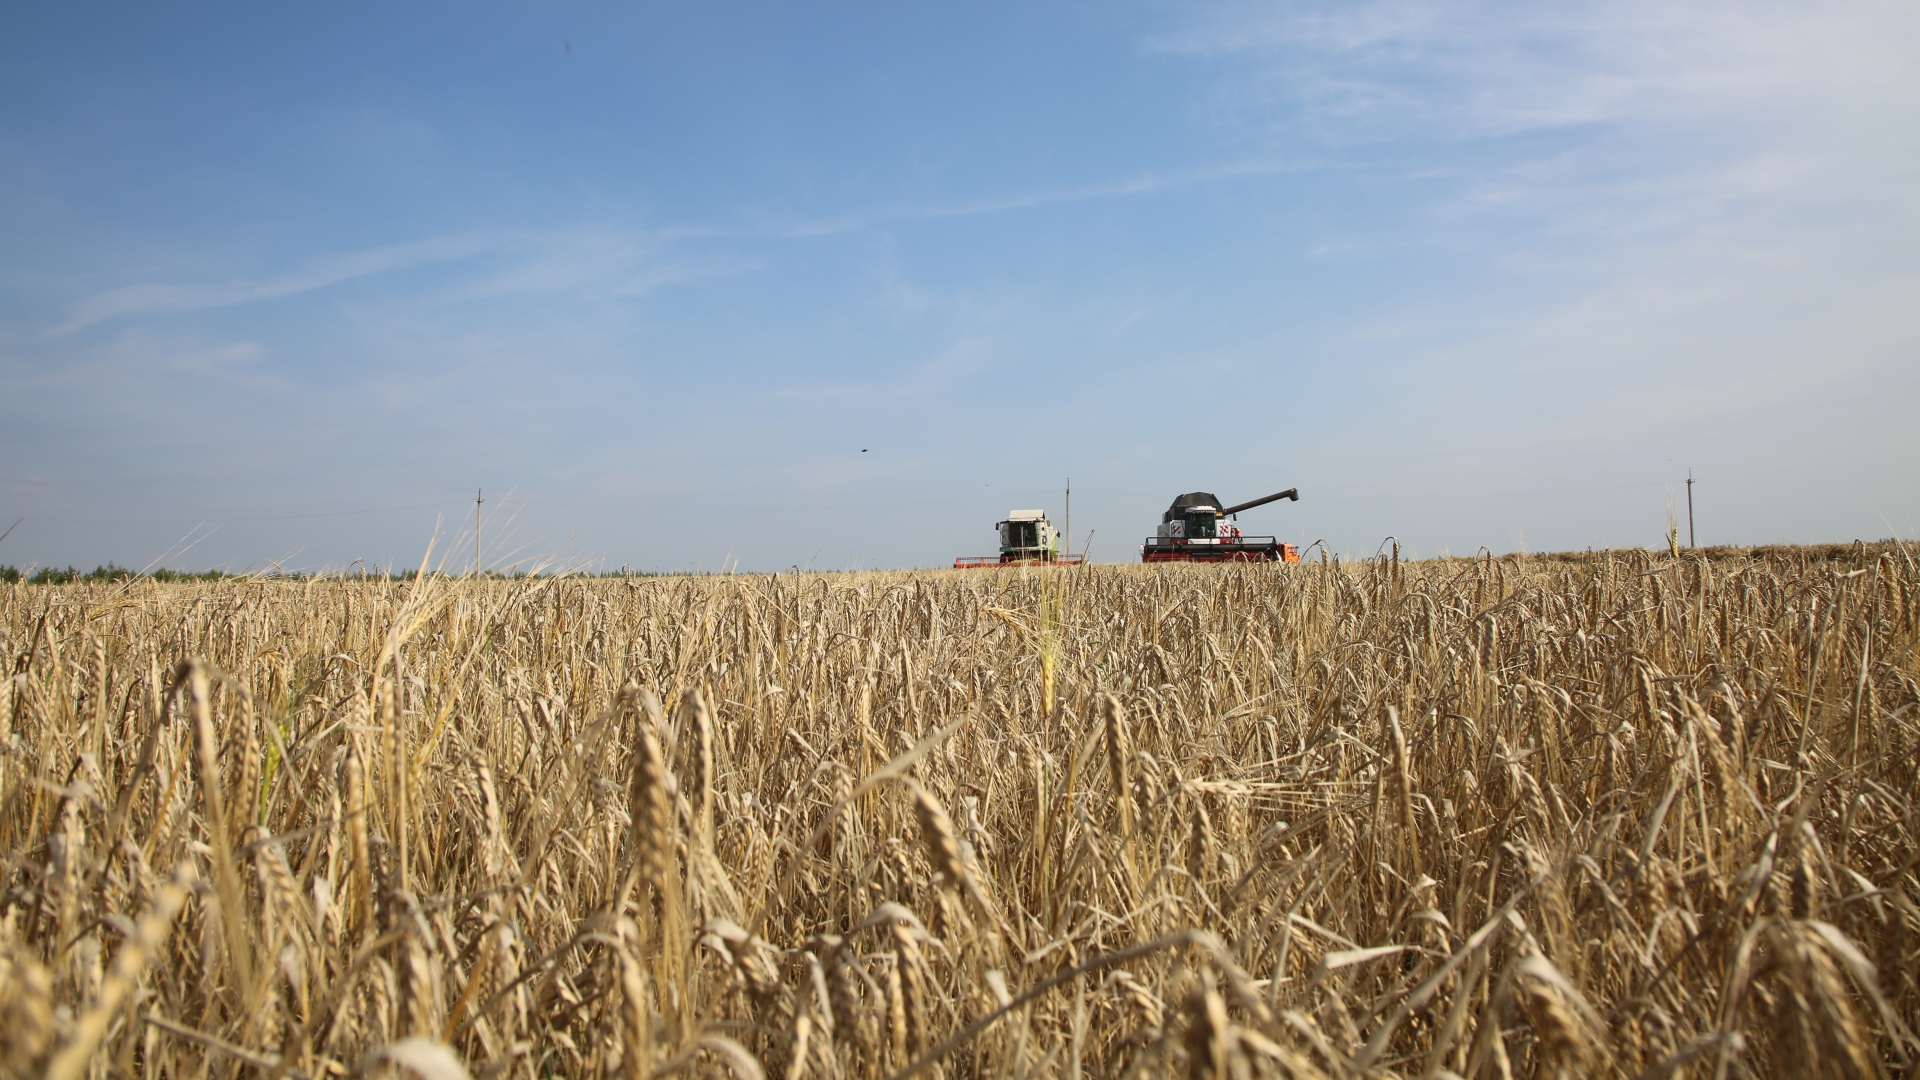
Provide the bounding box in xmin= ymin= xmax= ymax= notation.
xmin=1142 ymin=488 xmax=1300 ymax=563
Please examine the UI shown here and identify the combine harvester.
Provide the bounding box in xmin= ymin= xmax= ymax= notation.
xmin=954 ymin=509 xmax=1085 ymax=568
xmin=1142 ymin=488 xmax=1301 ymax=563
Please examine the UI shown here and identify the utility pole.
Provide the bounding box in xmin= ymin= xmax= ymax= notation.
xmin=1064 ymin=478 xmax=1070 ymax=561
xmin=1686 ymin=471 xmax=1695 ymax=549
xmin=476 ymin=488 xmax=483 ymax=577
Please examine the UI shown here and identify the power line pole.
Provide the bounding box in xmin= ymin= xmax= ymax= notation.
xmin=1686 ymin=470 xmax=1695 ymax=549
xmin=1064 ymin=478 xmax=1070 ymax=562
xmin=476 ymin=488 xmax=483 ymax=577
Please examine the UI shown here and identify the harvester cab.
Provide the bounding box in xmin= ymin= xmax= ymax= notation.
xmin=1000 ymin=509 xmax=1059 ymax=560
xmin=1160 ymin=493 xmax=1226 ymax=541
xmin=1143 ymin=488 xmax=1301 ymax=563
xmin=954 ymin=509 xmax=1085 ymax=568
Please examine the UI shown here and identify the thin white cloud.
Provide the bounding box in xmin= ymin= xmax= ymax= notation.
xmin=1150 ymin=0 xmax=1920 ymax=346
xmin=39 ymin=158 xmax=1318 ymax=345
xmin=1150 ymin=0 xmax=1920 ymax=140
xmin=42 ymin=224 xmax=759 ymax=338
xmin=49 ymin=232 xmax=502 ymax=334
xmin=768 ymin=159 xmax=1307 ymax=238
xmin=428 ymin=229 xmax=760 ymax=305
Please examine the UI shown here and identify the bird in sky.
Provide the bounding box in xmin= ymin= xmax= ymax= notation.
xmin=862 ymin=448 xmax=868 ymax=453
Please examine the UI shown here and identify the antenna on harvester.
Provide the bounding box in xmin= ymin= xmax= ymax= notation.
xmin=1686 ymin=470 xmax=1695 ymax=549
xmin=476 ymin=488 xmax=483 ymax=578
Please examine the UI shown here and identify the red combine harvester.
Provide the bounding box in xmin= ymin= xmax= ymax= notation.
xmin=954 ymin=509 xmax=1085 ymax=568
xmin=1142 ymin=488 xmax=1301 ymax=563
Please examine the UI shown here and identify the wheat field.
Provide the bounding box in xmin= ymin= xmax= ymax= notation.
xmin=1 ymin=548 xmax=1916 ymax=1079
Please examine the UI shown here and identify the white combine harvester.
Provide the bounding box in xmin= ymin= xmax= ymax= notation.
xmin=953 ymin=509 xmax=1084 ymax=568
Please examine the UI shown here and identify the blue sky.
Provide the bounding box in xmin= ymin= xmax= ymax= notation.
xmin=3 ymin=0 xmax=1916 ymax=572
